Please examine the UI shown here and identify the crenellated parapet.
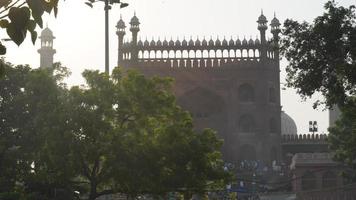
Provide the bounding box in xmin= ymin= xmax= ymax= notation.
xmin=116 ymin=11 xmax=281 ymax=68
xmin=282 ymin=134 xmax=328 ymax=145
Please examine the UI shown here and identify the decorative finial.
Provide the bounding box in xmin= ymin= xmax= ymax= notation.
xmin=120 ymin=14 xmax=122 ymax=19
xmin=134 ymin=11 xmax=136 ymax=16
xmin=274 ymin=11 xmax=276 ymax=18
xmin=261 ymin=9 xmax=263 ymax=15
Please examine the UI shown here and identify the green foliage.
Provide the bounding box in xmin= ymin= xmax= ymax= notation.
xmin=328 ymin=98 xmax=356 ymax=178
xmin=280 ymin=1 xmax=356 ymax=108
xmin=0 ymin=0 xmax=59 ymax=52
xmin=53 ymin=68 xmax=229 ymax=199
xmin=0 ymin=63 xmax=229 ymax=199
xmin=0 ymin=61 xmax=74 ymax=199
xmin=280 ymin=1 xmax=356 ymax=177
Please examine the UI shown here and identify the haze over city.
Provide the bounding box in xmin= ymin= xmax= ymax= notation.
xmin=3 ymin=0 xmax=356 ymax=134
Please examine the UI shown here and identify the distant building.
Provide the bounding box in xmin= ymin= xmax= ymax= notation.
xmin=281 ymin=111 xmax=298 ymax=136
xmin=38 ymin=27 xmax=56 ymax=68
xmin=116 ymin=12 xmax=283 ymax=164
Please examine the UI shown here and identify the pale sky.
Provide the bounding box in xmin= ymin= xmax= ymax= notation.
xmin=2 ymin=0 xmax=356 ymax=134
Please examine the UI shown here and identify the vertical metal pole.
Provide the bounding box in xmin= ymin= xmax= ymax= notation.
xmin=104 ymin=0 xmax=109 ymax=74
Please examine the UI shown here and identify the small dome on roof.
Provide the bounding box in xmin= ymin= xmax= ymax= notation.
xmin=208 ymin=37 xmax=214 ymax=46
xmin=202 ymin=37 xmax=208 ymax=46
xmin=137 ymin=40 xmax=143 ymax=46
xmin=229 ymin=37 xmax=235 ymax=46
xmin=271 ymin=17 xmax=281 ymax=29
xmin=156 ymin=38 xmax=162 ymax=46
xmin=169 ymin=38 xmax=174 ymax=46
xmin=222 ymin=37 xmax=228 ymax=46
xmin=215 ymin=37 xmax=221 ymax=46
xmin=175 ymin=39 xmax=181 ymax=46
xmin=150 ymin=39 xmax=155 ymax=46
xmin=255 ymin=38 xmax=260 ymax=45
xmin=189 ymin=37 xmax=194 ymax=46
xmin=182 ymin=38 xmax=188 ymax=46
xmin=249 ymin=37 xmax=254 ymax=45
xmin=40 ymin=27 xmax=54 ymax=38
xmin=195 ymin=38 xmax=201 ymax=46
xmin=130 ymin=14 xmax=140 ymax=26
xmin=242 ymin=37 xmax=248 ymax=45
xmin=281 ymin=111 xmax=298 ymax=135
xmin=144 ymin=38 xmax=149 ymax=46
xmin=163 ymin=38 xmax=168 ymax=46
xmin=257 ymin=12 xmax=268 ymax=24
xmin=236 ymin=38 xmax=241 ymax=45
xmin=116 ymin=16 xmax=126 ymax=29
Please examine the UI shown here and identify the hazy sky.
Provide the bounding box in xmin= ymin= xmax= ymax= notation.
xmin=3 ymin=0 xmax=356 ymax=134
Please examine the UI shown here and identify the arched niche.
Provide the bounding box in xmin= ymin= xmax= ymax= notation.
xmin=138 ymin=51 xmax=143 ymax=59
xmin=168 ymin=50 xmax=175 ymax=58
xmin=176 ymin=50 xmax=182 ymax=59
xmin=269 ymin=118 xmax=277 ymax=134
xmin=229 ymin=49 xmax=235 ymax=57
xmin=143 ymin=50 xmax=149 ymax=59
xmin=216 ymin=49 xmax=222 ymax=58
xmin=149 ymin=50 xmax=155 ymax=59
xmin=177 ymin=87 xmax=227 ymax=136
xmin=238 ymin=83 xmax=255 ymax=102
xmin=188 ymin=50 xmax=194 ymax=58
xmin=222 ymin=49 xmax=229 ymax=58
xmin=202 ymin=50 xmax=209 ymax=58
xmin=156 ymin=51 xmax=162 ymax=59
xmin=238 ymin=114 xmax=255 ymax=133
xmin=196 ymin=50 xmax=202 ymax=58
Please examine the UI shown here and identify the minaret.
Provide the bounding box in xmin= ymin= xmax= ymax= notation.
xmin=130 ymin=13 xmax=140 ymax=62
xmin=37 ymin=27 xmax=56 ymax=68
xmin=116 ymin=15 xmax=126 ymax=65
xmin=257 ymin=10 xmax=268 ymax=61
xmin=270 ymin=13 xmax=281 ymax=61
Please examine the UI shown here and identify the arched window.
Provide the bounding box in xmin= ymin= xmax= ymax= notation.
xmin=269 ymin=87 xmax=276 ymax=103
xmin=239 ymin=84 xmax=254 ymax=102
xmin=322 ymin=171 xmax=337 ymax=188
xmin=269 ymin=118 xmax=277 ymax=133
xmin=239 ymin=115 xmax=254 ymax=133
xmin=302 ymin=171 xmax=317 ymax=191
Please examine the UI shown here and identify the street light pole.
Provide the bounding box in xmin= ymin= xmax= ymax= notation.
xmin=104 ymin=0 xmax=110 ymax=74
xmin=93 ymin=0 xmax=128 ymax=74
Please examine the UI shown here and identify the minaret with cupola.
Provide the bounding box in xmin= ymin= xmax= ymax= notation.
xmin=130 ymin=13 xmax=140 ymax=62
xmin=270 ymin=13 xmax=281 ymax=61
xmin=37 ymin=27 xmax=56 ymax=68
xmin=116 ymin=15 xmax=126 ymax=65
xmin=257 ymin=10 xmax=268 ymax=61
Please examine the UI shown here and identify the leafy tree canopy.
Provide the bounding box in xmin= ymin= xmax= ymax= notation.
xmin=0 ymin=63 xmax=230 ymax=200
xmin=280 ymin=0 xmax=356 ymax=108
xmin=280 ymin=0 xmax=356 ymax=177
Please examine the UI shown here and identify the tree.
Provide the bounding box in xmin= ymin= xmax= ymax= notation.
xmin=280 ymin=1 xmax=356 ymax=176
xmin=0 ymin=62 xmax=229 ymax=199
xmin=280 ymin=1 xmax=356 ymax=108
xmin=328 ymin=97 xmax=356 ymax=179
xmin=0 ymin=61 xmax=75 ymax=199
xmin=50 ymin=68 xmax=230 ymax=200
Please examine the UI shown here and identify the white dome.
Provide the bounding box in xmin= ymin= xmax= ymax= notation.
xmin=281 ymin=111 xmax=297 ymax=135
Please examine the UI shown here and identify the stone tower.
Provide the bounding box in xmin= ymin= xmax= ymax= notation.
xmin=38 ymin=27 xmax=56 ymax=68
xmin=116 ymin=13 xmax=282 ymax=164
